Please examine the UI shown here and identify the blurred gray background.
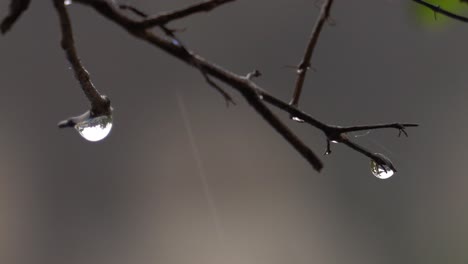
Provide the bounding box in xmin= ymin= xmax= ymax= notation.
xmin=1 ymin=0 xmax=467 ymax=263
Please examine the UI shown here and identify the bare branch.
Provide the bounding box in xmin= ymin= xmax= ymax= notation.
xmin=290 ymin=0 xmax=334 ymax=107
xmin=52 ymin=0 xmax=111 ymax=116
xmin=412 ymin=0 xmax=468 ymax=23
xmin=139 ymin=0 xmax=236 ymax=28
xmin=340 ymin=123 xmax=419 ymax=134
xmin=1 ymin=0 xmax=31 ymax=34
xmin=71 ymin=0 xmax=417 ymax=172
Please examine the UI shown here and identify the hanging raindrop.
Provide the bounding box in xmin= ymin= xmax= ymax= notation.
xmin=370 ymin=153 xmax=395 ymax=179
xmin=64 ymin=0 xmax=73 ymax=5
xmin=75 ymin=115 xmax=113 ymax=142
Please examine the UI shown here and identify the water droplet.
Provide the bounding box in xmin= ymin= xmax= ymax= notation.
xmin=75 ymin=115 xmax=112 ymax=142
xmin=291 ymin=116 xmax=304 ymax=123
xmin=330 ymin=140 xmax=339 ymax=144
xmin=64 ymin=0 xmax=73 ymax=5
xmin=370 ymin=153 xmax=395 ymax=179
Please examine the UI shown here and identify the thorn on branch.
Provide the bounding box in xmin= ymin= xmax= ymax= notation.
xmin=245 ymin=69 xmax=262 ymax=80
xmin=396 ymin=124 xmax=409 ymax=137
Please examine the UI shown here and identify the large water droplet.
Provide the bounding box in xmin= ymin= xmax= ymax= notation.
xmin=370 ymin=153 xmax=395 ymax=179
xmin=64 ymin=0 xmax=73 ymax=5
xmin=75 ymin=115 xmax=112 ymax=142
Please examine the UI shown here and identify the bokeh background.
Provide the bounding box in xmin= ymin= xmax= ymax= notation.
xmin=1 ymin=0 xmax=468 ymax=263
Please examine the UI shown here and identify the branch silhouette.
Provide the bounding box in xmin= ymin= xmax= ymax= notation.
xmin=2 ymin=0 xmax=421 ymax=172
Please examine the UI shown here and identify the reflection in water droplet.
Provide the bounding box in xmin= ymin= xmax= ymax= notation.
xmin=75 ymin=115 xmax=112 ymax=142
xmin=64 ymin=0 xmax=72 ymax=5
xmin=291 ymin=116 xmax=304 ymax=123
xmin=370 ymin=153 xmax=395 ymax=179
xmin=330 ymin=140 xmax=338 ymax=144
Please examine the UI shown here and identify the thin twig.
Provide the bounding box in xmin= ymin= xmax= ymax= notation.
xmin=201 ymin=70 xmax=236 ymax=106
xmin=138 ymin=0 xmax=236 ymax=28
xmin=290 ymin=0 xmax=334 ymax=107
xmin=52 ymin=0 xmax=111 ymax=116
xmin=340 ymin=123 xmax=418 ymax=134
xmin=412 ymin=0 xmax=468 ymax=23
xmin=1 ymin=0 xmax=31 ymax=34
xmin=73 ymin=0 xmax=416 ymax=171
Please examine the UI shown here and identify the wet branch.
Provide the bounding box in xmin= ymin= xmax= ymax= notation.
xmin=412 ymin=0 xmax=468 ymax=22
xmin=0 ymin=0 xmax=420 ymax=172
xmin=138 ymin=0 xmax=236 ymax=28
xmin=290 ymin=0 xmax=334 ymax=107
xmin=69 ymin=0 xmax=419 ymax=172
xmin=52 ymin=0 xmax=111 ymax=117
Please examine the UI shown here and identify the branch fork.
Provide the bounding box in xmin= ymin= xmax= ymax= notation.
xmin=1 ymin=0 xmax=424 ymax=173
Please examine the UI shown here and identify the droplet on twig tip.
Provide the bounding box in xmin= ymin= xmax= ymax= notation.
xmin=370 ymin=153 xmax=395 ymax=179
xmin=75 ymin=115 xmax=113 ymax=142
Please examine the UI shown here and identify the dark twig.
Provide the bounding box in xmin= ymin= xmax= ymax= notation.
xmin=53 ymin=0 xmax=112 ymax=117
xmin=72 ymin=0 xmax=419 ymax=171
xmin=412 ymin=0 xmax=468 ymax=23
xmin=1 ymin=0 xmax=31 ymax=34
xmin=138 ymin=0 xmax=236 ymax=28
xmin=339 ymin=123 xmax=418 ymax=135
xmin=290 ymin=0 xmax=334 ymax=107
